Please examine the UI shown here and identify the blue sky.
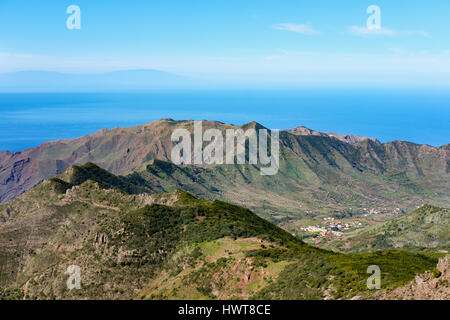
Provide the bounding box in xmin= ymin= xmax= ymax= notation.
xmin=1 ymin=0 xmax=450 ymax=87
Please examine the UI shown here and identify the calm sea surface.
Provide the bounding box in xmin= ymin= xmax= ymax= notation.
xmin=0 ymin=90 xmax=449 ymax=152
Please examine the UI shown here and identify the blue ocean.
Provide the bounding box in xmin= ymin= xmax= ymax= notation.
xmin=0 ymin=90 xmax=449 ymax=152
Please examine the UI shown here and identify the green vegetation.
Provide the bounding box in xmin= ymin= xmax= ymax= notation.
xmin=326 ymin=204 xmax=450 ymax=253
xmin=0 ymin=163 xmax=444 ymax=300
xmin=56 ymin=162 xmax=150 ymax=194
xmin=3 ymin=119 xmax=449 ymax=240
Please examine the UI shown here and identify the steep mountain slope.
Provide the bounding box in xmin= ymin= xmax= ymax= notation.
xmin=0 ymin=119 xmax=449 ymax=235
xmin=0 ymin=119 xmax=232 ymax=202
xmin=324 ymin=205 xmax=450 ymax=253
xmin=376 ymin=256 xmax=449 ymax=300
xmin=0 ymin=164 xmax=441 ymax=300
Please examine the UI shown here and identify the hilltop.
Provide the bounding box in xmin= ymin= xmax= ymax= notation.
xmin=288 ymin=126 xmax=381 ymax=144
xmin=0 ymin=163 xmax=443 ymax=300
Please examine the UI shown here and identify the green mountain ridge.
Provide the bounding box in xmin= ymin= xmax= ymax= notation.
xmin=0 ymin=163 xmax=443 ymax=300
xmin=0 ymin=119 xmax=448 ymax=250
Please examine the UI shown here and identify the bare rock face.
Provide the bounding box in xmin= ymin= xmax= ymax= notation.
xmin=288 ymin=126 xmax=380 ymax=144
xmin=379 ymin=256 xmax=449 ymax=300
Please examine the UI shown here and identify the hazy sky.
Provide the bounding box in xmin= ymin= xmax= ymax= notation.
xmin=1 ymin=0 xmax=449 ymax=87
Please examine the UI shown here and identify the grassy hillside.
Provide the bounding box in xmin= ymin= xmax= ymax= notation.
xmin=324 ymin=205 xmax=449 ymax=253
xmin=0 ymin=163 xmax=443 ymax=300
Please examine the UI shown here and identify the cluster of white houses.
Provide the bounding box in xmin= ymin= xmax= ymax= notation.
xmin=300 ymin=219 xmax=364 ymax=237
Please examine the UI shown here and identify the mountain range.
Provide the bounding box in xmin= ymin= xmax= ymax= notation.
xmin=0 ymin=163 xmax=443 ymax=299
xmin=0 ymin=119 xmax=448 ymax=236
xmin=0 ymin=119 xmax=448 ymax=300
